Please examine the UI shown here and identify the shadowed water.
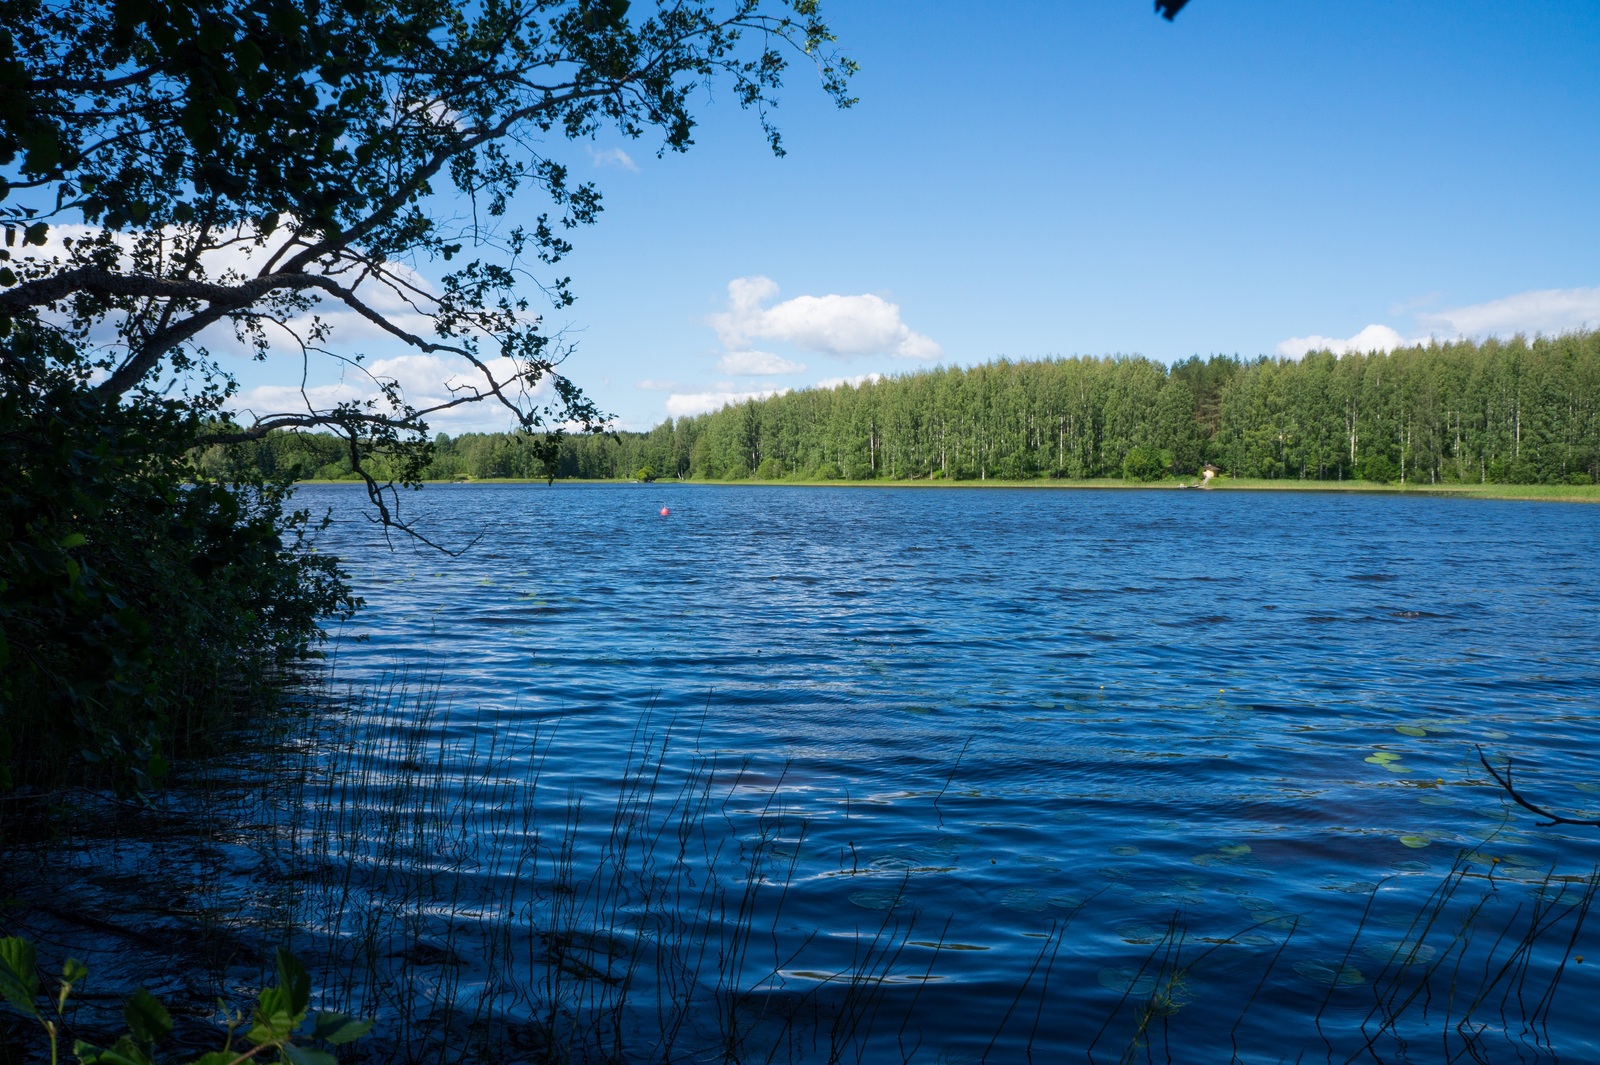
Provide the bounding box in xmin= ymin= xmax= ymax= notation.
xmin=273 ymin=482 xmax=1600 ymax=1062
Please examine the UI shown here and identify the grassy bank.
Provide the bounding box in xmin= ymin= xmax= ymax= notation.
xmin=294 ymin=475 xmax=1600 ymax=502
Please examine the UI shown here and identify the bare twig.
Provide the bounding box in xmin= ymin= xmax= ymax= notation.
xmin=1477 ymin=745 xmax=1600 ymax=828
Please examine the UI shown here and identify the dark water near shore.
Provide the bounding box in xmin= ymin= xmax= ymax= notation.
xmin=276 ymin=483 xmax=1600 ymax=1063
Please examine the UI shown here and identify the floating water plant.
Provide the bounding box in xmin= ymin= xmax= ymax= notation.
xmin=1292 ymin=959 xmax=1365 ymax=987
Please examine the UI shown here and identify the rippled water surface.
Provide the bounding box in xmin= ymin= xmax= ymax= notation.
xmin=297 ymin=483 xmax=1600 ymax=1062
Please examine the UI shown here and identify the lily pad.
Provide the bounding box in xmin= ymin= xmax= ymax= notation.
xmin=1097 ymin=967 xmax=1157 ymax=996
xmin=1365 ymin=751 xmax=1402 ymax=764
xmin=1109 ymin=844 xmax=1140 ymax=856
xmin=848 ymin=888 xmax=907 ymax=911
xmin=1116 ymin=922 xmax=1168 ymax=944
xmin=1399 ymin=835 xmax=1431 ymax=849
xmin=1002 ymin=888 xmax=1048 ymax=913
xmin=1293 ymin=960 xmax=1365 ymax=987
xmin=1394 ymin=725 xmax=1427 ymax=737
xmin=1363 ymin=940 xmax=1438 ymax=965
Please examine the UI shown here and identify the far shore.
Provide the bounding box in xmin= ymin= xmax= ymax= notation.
xmin=291 ymin=476 xmax=1600 ymax=503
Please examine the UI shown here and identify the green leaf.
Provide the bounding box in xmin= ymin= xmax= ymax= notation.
xmin=23 ymin=222 xmax=47 ymax=246
xmin=61 ymin=959 xmax=88 ymax=986
xmin=75 ymin=1035 xmax=153 ymax=1065
xmin=0 ymin=267 xmax=15 ymax=287
xmin=310 ymin=1012 xmax=373 ymax=1045
xmin=123 ymin=988 xmax=172 ymax=1043
xmin=59 ymin=531 xmax=88 ymax=549
xmin=192 ymin=1053 xmax=240 ymax=1065
xmin=281 ymin=1045 xmax=338 ymax=1065
xmin=247 ymin=988 xmax=295 ymax=1046
xmin=275 ymin=948 xmax=310 ymax=1017
xmin=0 ymin=937 xmax=39 ymax=1015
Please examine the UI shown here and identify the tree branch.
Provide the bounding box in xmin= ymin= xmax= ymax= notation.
xmin=1477 ymin=745 xmax=1600 ymax=829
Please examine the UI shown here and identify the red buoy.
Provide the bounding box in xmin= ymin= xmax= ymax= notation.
xmin=659 ymin=506 xmax=670 ymax=517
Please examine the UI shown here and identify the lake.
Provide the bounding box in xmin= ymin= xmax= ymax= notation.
xmin=284 ymin=483 xmax=1600 ymax=1063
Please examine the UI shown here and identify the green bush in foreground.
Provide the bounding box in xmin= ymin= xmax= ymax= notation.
xmin=0 ymin=324 xmax=356 ymax=796
xmin=0 ymin=937 xmax=371 ymax=1065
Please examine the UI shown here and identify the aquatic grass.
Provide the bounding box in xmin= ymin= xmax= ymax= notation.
xmin=3 ymin=677 xmax=1598 ymax=1064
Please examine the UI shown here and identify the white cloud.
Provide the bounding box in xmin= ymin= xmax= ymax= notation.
xmin=589 ymin=147 xmax=639 ymax=172
xmin=665 ymin=388 xmax=787 ymax=418
xmin=708 ymin=276 xmax=940 ymax=360
xmin=22 ymin=221 xmax=556 ymax=432
xmin=21 ymin=220 xmax=447 ymax=360
xmin=715 ymin=350 xmax=805 ymax=376
xmin=1275 ymin=323 xmax=1418 ymax=358
xmin=635 ymin=379 xmax=687 ymax=391
xmin=229 ymin=352 xmax=554 ymax=434
xmin=1416 ymin=285 xmax=1600 ymax=337
xmin=816 ymin=372 xmax=884 ymax=390
xmin=1278 ymin=284 xmax=1600 ymax=359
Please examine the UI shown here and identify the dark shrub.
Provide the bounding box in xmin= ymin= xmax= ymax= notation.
xmin=0 ymin=324 xmax=355 ymax=795
xmin=1359 ymin=456 xmax=1398 ymax=484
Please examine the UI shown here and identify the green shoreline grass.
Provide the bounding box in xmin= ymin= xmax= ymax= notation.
xmin=294 ymin=475 xmax=1600 ymax=501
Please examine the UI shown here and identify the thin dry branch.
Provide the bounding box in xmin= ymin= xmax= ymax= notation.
xmin=1477 ymin=745 xmax=1600 ymax=829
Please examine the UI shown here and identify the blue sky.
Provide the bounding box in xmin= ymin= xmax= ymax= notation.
xmin=227 ymin=1 xmax=1600 ymax=430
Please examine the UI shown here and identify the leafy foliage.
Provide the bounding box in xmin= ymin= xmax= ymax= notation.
xmin=0 ymin=936 xmax=371 ymax=1065
xmin=0 ymin=322 xmax=355 ymax=795
xmin=1121 ymin=443 xmax=1168 ymax=482
xmin=0 ymin=0 xmax=856 ymax=516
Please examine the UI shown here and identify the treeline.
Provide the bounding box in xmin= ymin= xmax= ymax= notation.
xmin=207 ymin=333 xmax=1600 ymax=486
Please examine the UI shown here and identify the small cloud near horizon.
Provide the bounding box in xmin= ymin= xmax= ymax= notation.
xmin=1280 ymin=283 xmax=1600 ymax=358
xmin=816 ymin=372 xmax=885 ymax=389
xmin=1417 ymin=284 xmax=1600 ymax=336
xmin=665 ymin=388 xmax=788 ymax=418
xmin=1275 ymin=324 xmax=1418 ymax=358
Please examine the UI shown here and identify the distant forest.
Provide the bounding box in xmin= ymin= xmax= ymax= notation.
xmin=205 ymin=332 xmax=1600 ymax=486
